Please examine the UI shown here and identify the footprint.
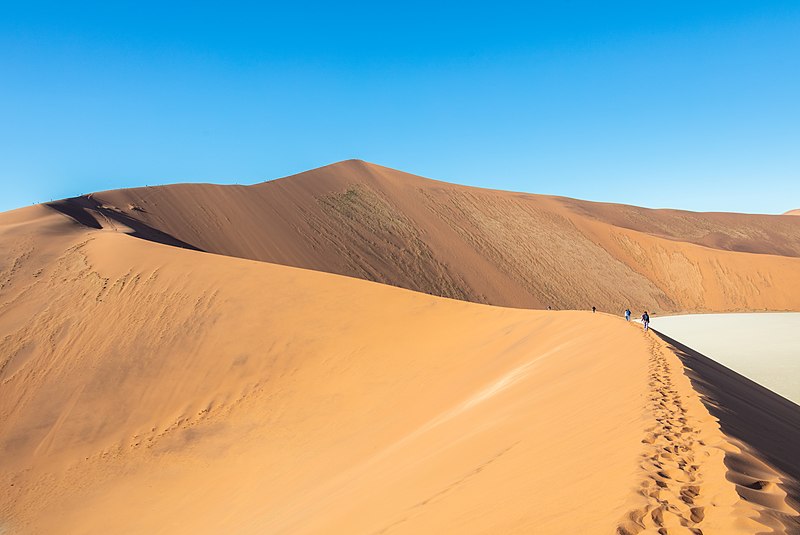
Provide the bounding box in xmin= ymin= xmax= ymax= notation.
xmin=690 ymin=506 xmax=705 ymax=523
xmin=651 ymin=507 xmax=664 ymax=526
xmin=616 ymin=521 xmax=643 ymax=535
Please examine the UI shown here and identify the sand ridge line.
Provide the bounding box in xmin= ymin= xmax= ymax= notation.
xmin=62 ymin=159 xmax=800 ymax=314
xmin=617 ymin=334 xmax=710 ymax=534
xmin=2 ymin=201 xmax=796 ymax=533
xmin=619 ymin=328 xmax=799 ymax=534
xmin=653 ymin=330 xmax=800 ymax=532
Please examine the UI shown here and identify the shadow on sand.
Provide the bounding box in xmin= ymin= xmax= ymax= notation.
xmin=46 ymin=196 xmax=203 ymax=252
xmin=655 ymin=330 xmax=800 ymax=516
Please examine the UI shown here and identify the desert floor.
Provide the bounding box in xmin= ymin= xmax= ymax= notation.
xmin=651 ymin=313 xmax=800 ymax=404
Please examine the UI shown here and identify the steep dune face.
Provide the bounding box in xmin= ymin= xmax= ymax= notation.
xmin=1 ymin=209 xmax=796 ymax=534
xmin=658 ymin=333 xmax=800 ymax=505
xmin=52 ymin=160 xmax=800 ymax=313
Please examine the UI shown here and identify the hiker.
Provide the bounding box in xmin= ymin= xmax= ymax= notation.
xmin=625 ymin=308 xmax=631 ymax=321
xmin=641 ymin=311 xmax=650 ymax=332
xmin=592 ymin=306 xmax=596 ymax=313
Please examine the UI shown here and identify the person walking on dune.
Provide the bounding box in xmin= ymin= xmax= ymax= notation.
xmin=641 ymin=311 xmax=650 ymax=332
xmin=592 ymin=306 xmax=596 ymax=313
xmin=625 ymin=308 xmax=631 ymax=321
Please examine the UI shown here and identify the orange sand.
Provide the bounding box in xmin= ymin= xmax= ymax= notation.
xmin=44 ymin=160 xmax=800 ymax=314
xmin=1 ymin=201 xmax=798 ymax=533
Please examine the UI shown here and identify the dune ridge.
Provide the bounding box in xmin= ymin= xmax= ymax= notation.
xmin=46 ymin=159 xmax=800 ymax=314
xmin=1 ymin=200 xmax=799 ymax=533
xmin=617 ymin=332 xmax=799 ymax=533
xmin=657 ymin=333 xmax=800 ymax=528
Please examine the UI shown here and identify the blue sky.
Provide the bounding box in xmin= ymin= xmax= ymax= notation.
xmin=1 ymin=1 xmax=799 ymax=213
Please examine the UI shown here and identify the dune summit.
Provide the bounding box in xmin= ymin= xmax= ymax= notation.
xmin=2 ymin=162 xmax=800 ymax=533
xmin=47 ymin=160 xmax=800 ymax=314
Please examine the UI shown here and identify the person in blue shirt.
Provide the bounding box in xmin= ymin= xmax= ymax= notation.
xmin=625 ymin=308 xmax=631 ymax=321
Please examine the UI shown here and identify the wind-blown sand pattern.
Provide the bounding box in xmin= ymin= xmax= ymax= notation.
xmin=1 ymin=163 xmax=799 ymax=533
xmin=47 ymin=160 xmax=800 ymax=313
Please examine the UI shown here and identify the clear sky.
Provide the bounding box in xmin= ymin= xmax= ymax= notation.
xmin=1 ymin=1 xmax=799 ymax=214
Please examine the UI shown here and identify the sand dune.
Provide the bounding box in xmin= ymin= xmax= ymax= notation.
xmin=47 ymin=160 xmax=800 ymax=313
xmin=3 ymin=165 xmax=800 ymax=532
xmin=785 ymin=209 xmax=800 ymax=216
xmin=1 ymin=197 xmax=798 ymax=533
xmin=657 ymin=333 xmax=800 ymax=532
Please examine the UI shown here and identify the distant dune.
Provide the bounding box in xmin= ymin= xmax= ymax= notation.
xmin=46 ymin=160 xmax=800 ymax=313
xmin=1 ymin=204 xmax=798 ymax=533
xmin=785 ymin=209 xmax=800 ymax=216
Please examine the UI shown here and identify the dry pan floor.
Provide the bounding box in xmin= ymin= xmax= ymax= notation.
xmin=0 ymin=207 xmax=798 ymax=533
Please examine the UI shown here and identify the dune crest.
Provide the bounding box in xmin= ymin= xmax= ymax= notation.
xmin=45 ymin=159 xmax=800 ymax=313
xmin=1 ymin=202 xmax=798 ymax=533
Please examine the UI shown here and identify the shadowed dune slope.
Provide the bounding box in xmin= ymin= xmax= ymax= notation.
xmin=657 ymin=333 xmax=800 ymax=516
xmin=53 ymin=160 xmax=800 ymax=313
xmin=2 ymin=208 xmax=797 ymax=533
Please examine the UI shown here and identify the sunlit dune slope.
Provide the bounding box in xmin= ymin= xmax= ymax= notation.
xmin=2 ymin=208 xmax=796 ymax=533
xmin=784 ymin=209 xmax=800 ymax=216
xmin=50 ymin=160 xmax=800 ymax=313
